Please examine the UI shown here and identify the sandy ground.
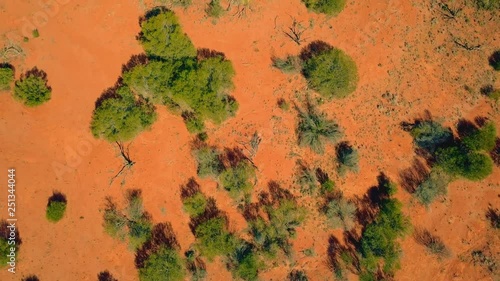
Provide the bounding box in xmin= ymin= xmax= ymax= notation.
xmin=0 ymin=0 xmax=498 ymax=280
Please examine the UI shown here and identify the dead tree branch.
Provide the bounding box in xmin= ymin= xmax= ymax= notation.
xmin=283 ymin=17 xmax=307 ymax=45
xmin=109 ymin=141 xmax=135 ymax=185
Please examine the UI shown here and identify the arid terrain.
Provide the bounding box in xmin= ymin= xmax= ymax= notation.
xmin=0 ymin=0 xmax=499 ymax=280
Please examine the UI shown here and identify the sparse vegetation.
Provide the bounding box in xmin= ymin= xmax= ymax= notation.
xmin=13 ymin=67 xmax=51 ymax=106
xmin=414 ymin=228 xmax=450 ymax=258
xmin=296 ymin=101 xmax=343 ymax=154
xmin=295 ymin=162 xmax=318 ymax=195
xmin=413 ymin=169 xmax=450 ymax=206
xmin=0 ymin=219 xmax=21 ymax=267
xmin=301 ymin=0 xmax=347 ymax=15
xmin=0 ymin=63 xmax=14 ymax=90
xmin=272 ymin=55 xmax=301 ymax=73
xmin=103 ymin=190 xmax=152 ymax=250
xmin=46 ymin=192 xmax=67 ymax=222
xmin=288 ymin=269 xmax=308 ymax=281
xmin=206 ymin=0 xmax=225 ymax=18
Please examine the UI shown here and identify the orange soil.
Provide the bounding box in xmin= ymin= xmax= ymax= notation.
xmin=0 ymin=0 xmax=498 ymax=280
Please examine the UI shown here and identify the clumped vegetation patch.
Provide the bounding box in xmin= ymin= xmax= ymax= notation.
xmin=413 ymin=228 xmax=450 ymax=258
xmin=0 ymin=63 xmax=14 ymax=91
xmin=13 ymin=67 xmax=51 ymax=106
xmin=103 ymin=190 xmax=153 ymax=250
xmin=220 ymin=160 xmax=256 ymax=198
xmin=192 ymin=143 xmax=224 ymax=178
xmin=473 ymin=0 xmax=500 ymax=10
xmin=336 ymin=141 xmax=359 ymax=176
xmin=296 ymin=101 xmax=343 ymax=154
xmin=301 ymin=0 xmax=347 ymax=15
xmin=295 ymin=161 xmax=319 ymax=195
xmin=288 ymin=269 xmax=309 ymax=281
xmin=206 ymin=0 xmax=225 ymax=18
xmin=46 ymin=191 xmax=67 ymax=223
xmin=321 ymin=192 xmax=356 ymax=230
xmin=414 ymin=169 xmax=450 ymax=206
xmin=273 ymin=41 xmax=358 ymax=99
xmin=98 ymin=271 xmax=118 ymax=281
xmin=0 ymin=220 xmax=21 ymax=267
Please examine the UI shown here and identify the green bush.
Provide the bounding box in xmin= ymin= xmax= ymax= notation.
xmin=436 ymin=146 xmax=493 ymax=181
xmin=13 ymin=67 xmax=51 ymax=106
xmin=103 ymin=200 xmax=128 ymax=240
xmin=272 ymin=55 xmax=301 ymax=73
xmin=414 ymin=169 xmax=450 ymax=206
xmin=0 ymin=64 xmax=14 ymax=90
xmin=323 ymin=196 xmax=356 ymax=230
xmin=0 ymin=220 xmax=21 ymax=267
xmin=182 ymin=111 xmax=205 ymax=133
xmin=231 ymin=244 xmax=261 ymax=281
xmin=321 ymin=179 xmax=335 ymax=194
xmin=297 ymin=102 xmax=343 ymax=154
xmin=301 ymin=43 xmax=358 ymax=98
xmin=90 ymin=86 xmax=157 ymax=142
xmin=193 ymin=145 xmax=224 ymax=178
xmin=462 ymin=122 xmax=497 ymax=152
xmin=410 ymin=120 xmax=453 ymax=153
xmin=302 ymin=0 xmax=347 ymax=15
xmin=288 ymin=270 xmax=308 ymax=281
xmin=206 ymin=0 xmax=225 ymax=18
xmin=296 ymin=164 xmax=318 ymax=195
xmin=336 ymin=142 xmax=359 ymax=176
xmin=474 ymin=0 xmax=500 ymax=10
xmin=194 ymin=217 xmax=238 ymax=260
xmin=183 ymin=192 xmax=208 ymax=217
xmin=46 ymin=192 xmax=67 ymax=222
xmin=139 ymin=246 xmax=185 ymax=281
xmin=220 ymin=161 xmax=256 ymax=197
xmin=138 ymin=8 xmax=196 ymax=59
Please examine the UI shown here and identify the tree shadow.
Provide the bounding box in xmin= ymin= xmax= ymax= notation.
xmin=299 ymin=40 xmax=333 ymax=61
xmin=197 ymin=48 xmax=226 ymax=61
xmin=399 ymin=157 xmax=430 ymax=194
xmin=135 ymin=222 xmax=180 ymax=269
xmin=486 ymin=205 xmax=500 ymax=229
xmin=0 ymin=62 xmax=15 ymax=73
xmin=20 ymin=67 xmax=51 ymax=90
xmin=490 ymin=138 xmax=500 ymax=166
xmin=268 ymin=180 xmax=294 ymax=202
xmin=188 ymin=198 xmax=227 ymax=234
xmin=488 ymin=50 xmax=500 ymax=70
xmin=97 ymin=271 xmax=117 ymax=281
xmin=354 ymin=173 xmax=393 ymax=227
xmin=221 ymin=147 xmax=248 ymax=168
xmin=47 ymin=191 xmax=67 ymax=206
xmin=180 ymin=177 xmax=201 ymax=200
xmin=121 ymin=54 xmax=149 ymax=73
xmin=0 ymin=219 xmax=21 ymax=246
xmin=456 ymin=118 xmax=478 ymax=139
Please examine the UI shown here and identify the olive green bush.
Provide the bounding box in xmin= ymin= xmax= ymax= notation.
xmin=322 ymin=195 xmax=356 ymax=230
xmin=13 ymin=67 xmax=51 ymax=106
xmin=220 ymin=161 xmax=256 ymax=198
xmin=414 ymin=169 xmax=450 ymax=206
xmin=0 ymin=220 xmax=21 ymax=267
xmin=138 ymin=246 xmax=185 ymax=281
xmin=336 ymin=142 xmax=359 ymax=176
xmin=436 ymin=146 xmax=493 ymax=181
xmin=409 ymin=120 xmax=453 ymax=153
xmin=194 ymin=217 xmax=238 ymax=260
xmin=46 ymin=192 xmax=67 ymax=222
xmin=302 ymin=0 xmax=347 ymax=15
xmin=193 ymin=145 xmax=224 ymax=178
xmin=0 ymin=64 xmax=14 ymax=90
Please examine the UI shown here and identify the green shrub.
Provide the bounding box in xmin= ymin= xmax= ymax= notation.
xmin=103 ymin=200 xmax=128 ymax=240
xmin=139 ymin=246 xmax=185 ymax=281
xmin=0 ymin=220 xmax=21 ymax=267
xmin=489 ymin=50 xmax=500 ymax=71
xmin=277 ymin=98 xmax=290 ymax=111
xmin=336 ymin=142 xmax=359 ymax=176
xmin=231 ymin=244 xmax=261 ymax=281
xmin=474 ymin=0 xmax=500 ymax=10
xmin=90 ymin=86 xmax=157 ymax=142
xmin=414 ymin=169 xmax=450 ymax=206
xmin=32 ymin=29 xmax=39 ymax=38
xmin=0 ymin=64 xmax=14 ymax=90
xmin=462 ymin=122 xmax=497 ymax=152
xmin=220 ymin=161 xmax=256 ymax=197
xmin=296 ymin=164 xmax=318 ymax=195
xmin=193 ymin=146 xmax=224 ymax=178
xmin=206 ymin=0 xmax=225 ymax=18
xmin=46 ymin=192 xmax=67 ymax=222
xmin=297 ymin=102 xmax=343 ymax=154
xmin=302 ymin=0 xmax=347 ymax=15
xmin=138 ymin=8 xmax=196 ymax=59
xmin=288 ymin=270 xmax=308 ymax=281
xmin=301 ymin=43 xmax=358 ymax=98
xmin=436 ymin=146 xmax=493 ymax=181
xmin=321 ymin=179 xmax=335 ymax=194
xmin=194 ymin=217 xmax=238 ymax=260
xmin=13 ymin=67 xmax=51 ymax=106
xmin=410 ymin=120 xmax=453 ymax=153
xmin=272 ymin=55 xmax=301 ymax=73
xmin=183 ymin=192 xmax=208 ymax=217
xmin=182 ymin=111 xmax=205 ymax=133
xmin=323 ymin=196 xmax=356 ymax=230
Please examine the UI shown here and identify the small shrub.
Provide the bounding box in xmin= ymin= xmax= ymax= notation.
xmin=98 ymin=271 xmax=118 ymax=281
xmin=322 ymin=196 xmax=356 ymax=230
xmin=139 ymin=246 xmax=185 ymax=281
xmin=193 ymin=145 xmax=224 ymax=178
xmin=489 ymin=50 xmax=500 ymax=71
xmin=194 ymin=217 xmax=237 ymax=260
xmin=277 ymin=98 xmax=290 ymax=111
xmin=0 ymin=220 xmax=21 ymax=267
xmin=220 ymin=161 xmax=256 ymax=197
xmin=272 ymin=55 xmax=301 ymax=73
xmin=182 ymin=111 xmax=205 ymax=133
xmin=474 ymin=0 xmax=500 ymax=10
xmin=0 ymin=63 xmax=14 ymax=90
xmin=301 ymin=41 xmax=358 ymax=98
xmin=296 ymin=163 xmax=318 ymax=195
xmin=336 ymin=142 xmax=359 ymax=176
xmin=414 ymin=228 xmax=450 ymax=258
xmin=462 ymin=122 xmax=497 ymax=152
xmin=414 ymin=169 xmax=450 ymax=206
xmin=13 ymin=67 xmax=51 ymax=106
xmin=91 ymin=86 xmax=157 ymax=142
xmin=206 ymin=0 xmax=225 ymax=18
xmin=302 ymin=0 xmax=347 ymax=15
xmin=21 ymin=276 xmax=40 ymax=281
xmin=296 ymin=102 xmax=343 ymax=154
xmin=321 ymin=179 xmax=335 ymax=194
xmin=46 ymin=191 xmax=67 ymax=222
xmin=288 ymin=269 xmax=308 ymax=281
xmin=409 ymin=120 xmax=453 ymax=153
xmin=32 ymin=29 xmax=39 ymax=38
xmin=230 ymin=243 xmax=261 ymax=281
xmin=183 ymin=192 xmax=208 ymax=217
xmin=103 ymin=198 xmax=128 ymax=240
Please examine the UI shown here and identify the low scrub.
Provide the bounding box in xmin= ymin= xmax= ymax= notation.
xmin=0 ymin=63 xmax=14 ymax=90
xmin=220 ymin=160 xmax=256 ymax=198
xmin=0 ymin=220 xmax=21 ymax=267
xmin=301 ymin=0 xmax=347 ymax=15
xmin=336 ymin=142 xmax=359 ymax=176
xmin=322 ymin=193 xmax=356 ymax=230
xmin=414 ymin=228 xmax=450 ymax=258
xmin=413 ymin=169 xmax=450 ymax=206
xmin=46 ymin=191 xmax=67 ymax=222
xmin=13 ymin=67 xmax=51 ymax=106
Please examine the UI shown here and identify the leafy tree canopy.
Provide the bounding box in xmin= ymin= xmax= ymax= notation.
xmin=302 ymin=0 xmax=347 ymax=15
xmin=139 ymin=246 xmax=185 ymax=281
xmin=0 ymin=64 xmax=14 ymax=91
xmin=13 ymin=67 xmax=51 ymax=106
